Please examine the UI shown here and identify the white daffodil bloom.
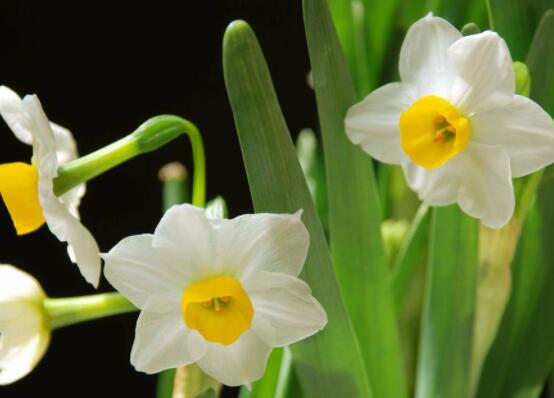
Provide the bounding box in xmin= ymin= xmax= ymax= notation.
xmin=345 ymin=14 xmax=554 ymax=228
xmin=0 ymin=265 xmax=50 ymax=385
xmin=0 ymin=86 xmax=101 ymax=287
xmin=103 ymin=204 xmax=327 ymax=386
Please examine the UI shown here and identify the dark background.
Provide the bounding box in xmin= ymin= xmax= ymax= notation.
xmin=0 ymin=1 xmax=316 ymax=397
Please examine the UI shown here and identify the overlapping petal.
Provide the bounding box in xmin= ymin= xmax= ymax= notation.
xmin=448 ymin=31 xmax=514 ymax=113
xmin=102 ymin=235 xmax=184 ymax=308
xmin=196 ymin=330 xmax=271 ymax=387
xmin=209 ymin=210 xmax=309 ymax=279
xmin=471 ymin=95 xmax=554 ymax=177
xmin=131 ymin=297 xmax=207 ymax=373
xmin=399 ymin=14 xmax=461 ymax=98
xmin=245 ymin=271 xmax=327 ymax=347
xmin=345 ymin=83 xmax=414 ymax=164
xmin=24 ymin=96 xmax=101 ymax=287
xmin=404 ymin=142 xmax=514 ymax=228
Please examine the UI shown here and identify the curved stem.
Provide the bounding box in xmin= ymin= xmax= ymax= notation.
xmin=45 ymin=292 xmax=137 ymax=330
xmin=53 ymin=115 xmax=207 ymax=208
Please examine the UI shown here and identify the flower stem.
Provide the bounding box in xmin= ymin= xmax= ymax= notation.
xmin=44 ymin=292 xmax=137 ymax=330
xmin=53 ymin=115 xmax=207 ymax=207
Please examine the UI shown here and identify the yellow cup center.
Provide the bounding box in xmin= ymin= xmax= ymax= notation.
xmin=181 ymin=275 xmax=254 ymax=346
xmin=399 ymin=95 xmax=471 ymax=169
xmin=0 ymin=162 xmax=45 ymax=235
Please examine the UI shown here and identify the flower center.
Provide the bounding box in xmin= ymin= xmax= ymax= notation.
xmin=0 ymin=162 xmax=45 ymax=235
xmin=181 ymin=275 xmax=253 ymax=346
xmin=399 ymin=95 xmax=471 ymax=169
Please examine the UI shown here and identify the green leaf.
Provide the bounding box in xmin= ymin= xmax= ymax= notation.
xmin=238 ymin=349 xmax=284 ymax=398
xmin=195 ymin=388 xmax=216 ymax=398
xmin=223 ymin=20 xmax=372 ymax=398
xmin=296 ymin=129 xmax=328 ymax=233
xmin=416 ymin=206 xmax=479 ymax=398
xmin=303 ymin=0 xmax=406 ymax=397
xmin=486 ymin=0 xmax=553 ymax=61
xmin=527 ymin=9 xmax=554 ymax=112
xmin=475 ymin=10 xmax=554 ymax=398
xmin=391 ymin=204 xmax=430 ymax=309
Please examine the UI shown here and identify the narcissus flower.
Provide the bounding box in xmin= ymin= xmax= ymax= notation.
xmin=103 ymin=204 xmax=327 ymax=386
xmin=0 ymin=87 xmax=101 ymax=286
xmin=345 ymin=14 xmax=554 ymax=228
xmin=0 ymin=265 xmax=50 ymax=385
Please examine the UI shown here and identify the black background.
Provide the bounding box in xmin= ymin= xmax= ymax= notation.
xmin=0 ymin=1 xmax=316 ymax=397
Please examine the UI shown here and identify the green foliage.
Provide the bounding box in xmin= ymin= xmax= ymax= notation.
xmin=416 ymin=206 xmax=479 ymax=398
xmin=304 ymin=0 xmax=406 ymax=396
xmin=223 ymin=20 xmax=373 ymax=398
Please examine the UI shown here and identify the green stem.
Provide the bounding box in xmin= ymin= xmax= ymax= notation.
xmin=485 ymin=0 xmax=495 ymax=30
xmin=45 ymin=292 xmax=137 ymax=330
xmin=53 ymin=115 xmax=207 ymax=207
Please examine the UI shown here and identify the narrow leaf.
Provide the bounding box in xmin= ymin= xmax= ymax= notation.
xmin=416 ymin=206 xmax=479 ymax=398
xmin=223 ymin=20 xmax=372 ymax=398
xmin=303 ymin=0 xmax=406 ymax=397
xmin=476 ymin=10 xmax=554 ymax=398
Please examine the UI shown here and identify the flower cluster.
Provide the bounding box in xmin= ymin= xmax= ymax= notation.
xmin=1 ymin=9 xmax=554 ymax=396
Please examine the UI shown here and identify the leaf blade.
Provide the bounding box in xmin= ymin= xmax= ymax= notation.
xmin=303 ymin=0 xmax=407 ymax=397
xmin=223 ymin=20 xmax=372 ymax=398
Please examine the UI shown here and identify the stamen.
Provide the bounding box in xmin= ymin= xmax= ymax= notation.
xmin=213 ymin=297 xmax=221 ymax=312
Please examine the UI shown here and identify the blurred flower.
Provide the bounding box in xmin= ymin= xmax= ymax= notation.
xmin=345 ymin=14 xmax=554 ymax=228
xmin=103 ymin=204 xmax=327 ymax=386
xmin=0 ymin=265 xmax=49 ymax=385
xmin=0 ymin=87 xmax=101 ymax=286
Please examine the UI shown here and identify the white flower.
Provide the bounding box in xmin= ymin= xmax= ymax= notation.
xmin=345 ymin=14 xmax=554 ymax=228
xmin=0 ymin=86 xmax=101 ymax=287
xmin=0 ymin=265 xmax=50 ymax=385
xmin=103 ymin=204 xmax=327 ymax=386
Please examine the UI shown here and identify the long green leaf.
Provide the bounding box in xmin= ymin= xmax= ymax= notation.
xmin=486 ymin=0 xmax=553 ymax=60
xmin=476 ymin=10 xmax=554 ymax=398
xmin=223 ymin=20 xmax=372 ymax=398
xmin=303 ymin=0 xmax=407 ymax=397
xmin=416 ymin=206 xmax=479 ymax=398
xmin=391 ymin=204 xmax=430 ymax=309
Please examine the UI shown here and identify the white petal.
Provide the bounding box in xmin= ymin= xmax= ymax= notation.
xmin=399 ymin=14 xmax=462 ymax=98
xmin=345 ymin=82 xmax=414 ymax=164
xmin=448 ymin=31 xmax=514 ymax=114
xmin=210 ymin=211 xmax=310 ymax=279
xmin=50 ymin=122 xmax=79 ymax=165
xmin=197 ymin=330 xmax=272 ymax=387
xmin=470 ymin=95 xmax=554 ymax=177
xmin=245 ymin=271 xmax=327 ymax=347
xmin=23 ymin=95 xmax=101 ymax=287
xmin=402 ymin=159 xmax=461 ymax=206
xmin=0 ymin=265 xmax=44 ymax=303
xmin=403 ymin=142 xmax=514 ymax=228
xmin=131 ymin=297 xmax=207 ymax=374
xmin=0 ymin=86 xmax=33 ymax=145
xmin=456 ymin=142 xmax=514 ymax=228
xmin=0 ymin=301 xmax=49 ymax=385
xmin=153 ymin=204 xmax=216 ymax=281
xmin=103 ymin=234 xmax=184 ymax=309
